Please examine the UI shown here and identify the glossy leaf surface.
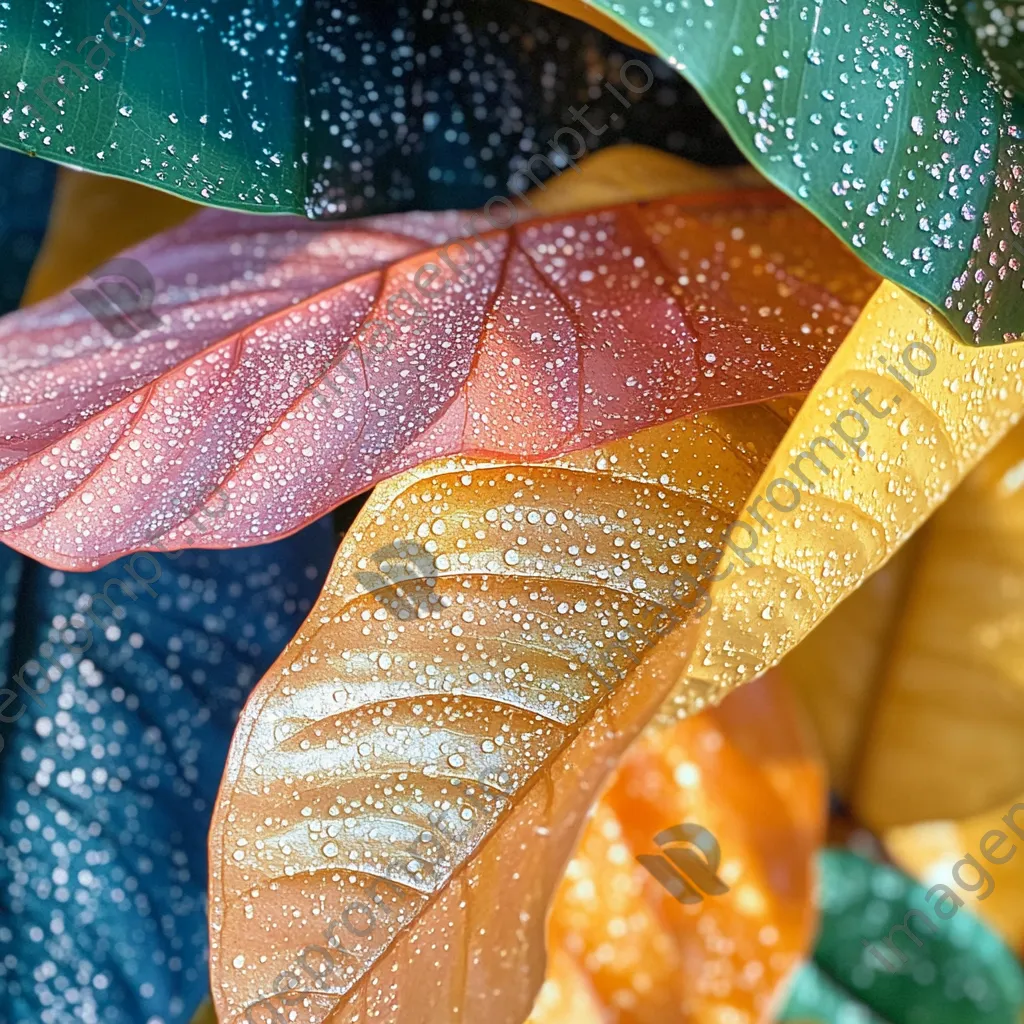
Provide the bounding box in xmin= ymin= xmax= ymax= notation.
xmin=208 ymin=404 xmax=791 ymax=1024
xmin=0 ymin=159 xmax=876 ymax=570
xmin=665 ymin=284 xmax=1024 ymax=722
xmin=0 ymin=0 xmax=738 ymax=217
xmin=776 ymin=849 xmax=1024 ymax=1024
xmin=542 ymin=0 xmax=1024 ymax=345
xmin=779 ymin=410 xmax=1024 ymax=832
xmin=0 ymin=520 xmax=334 ymax=1024
xmin=528 ymin=670 xmax=825 ymax=1024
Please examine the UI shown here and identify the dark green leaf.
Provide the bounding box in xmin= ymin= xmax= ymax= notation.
xmin=0 ymin=0 xmax=738 ymax=218
xmin=776 ymin=848 xmax=1024 ymax=1024
xmin=572 ymin=0 xmax=1024 ymax=345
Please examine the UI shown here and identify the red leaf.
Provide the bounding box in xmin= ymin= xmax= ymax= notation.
xmin=0 ymin=190 xmax=875 ymax=570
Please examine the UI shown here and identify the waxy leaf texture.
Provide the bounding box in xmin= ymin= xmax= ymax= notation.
xmin=664 ymin=284 xmax=1024 ymax=722
xmin=0 ymin=183 xmax=875 ymax=570
xmin=782 ymin=413 xmax=1024 ymax=830
xmin=542 ymin=0 xmax=1024 ymax=346
xmin=208 ymin=403 xmax=792 ymax=1024
xmin=0 ymin=0 xmax=737 ymax=217
xmin=529 ymin=671 xmax=825 ymax=1024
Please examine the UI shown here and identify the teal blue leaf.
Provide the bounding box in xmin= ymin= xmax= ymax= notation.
xmin=0 ymin=0 xmax=738 ymax=218
xmin=0 ymin=151 xmax=55 ymax=311
xmin=776 ymin=848 xmax=1024 ymax=1024
xmin=0 ymin=520 xmax=335 ymax=1024
xmin=565 ymin=0 xmax=1024 ymax=346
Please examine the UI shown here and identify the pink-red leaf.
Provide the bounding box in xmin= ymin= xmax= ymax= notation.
xmin=0 ymin=186 xmax=875 ymax=570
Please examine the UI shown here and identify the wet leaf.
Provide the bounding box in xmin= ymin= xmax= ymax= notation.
xmin=777 ymin=410 xmax=1024 ymax=830
xmin=527 ymin=670 xmax=826 ymax=1024
xmin=776 ymin=849 xmax=1024 ymax=1024
xmin=0 ymin=520 xmax=335 ymax=1024
xmin=0 ymin=151 xmax=875 ymax=570
xmin=851 ymin=419 xmax=1024 ymax=828
xmin=0 ymin=0 xmax=739 ymax=217
xmin=538 ymin=0 xmax=1024 ymax=345
xmin=664 ymin=284 xmax=1024 ymax=722
xmin=207 ymin=404 xmax=794 ymax=1024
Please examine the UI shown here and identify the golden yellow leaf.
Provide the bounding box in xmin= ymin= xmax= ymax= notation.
xmin=852 ymin=419 xmax=1024 ymax=826
xmin=780 ymin=414 xmax=1024 ymax=830
xmin=885 ymin=795 xmax=1024 ymax=955
xmin=528 ymin=671 xmax=825 ymax=1024
xmin=666 ymin=284 xmax=1024 ymax=718
xmin=22 ymin=167 xmax=198 ymax=304
xmin=522 ymin=144 xmax=765 ymax=215
xmin=209 ymin=404 xmax=789 ymax=1024
xmin=777 ymin=545 xmax=916 ymax=797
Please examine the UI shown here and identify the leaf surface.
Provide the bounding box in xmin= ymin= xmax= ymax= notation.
xmin=663 ymin=284 xmax=1024 ymax=722
xmin=778 ymin=411 xmax=1024 ymax=829
xmin=0 ymin=152 xmax=876 ymax=570
xmin=537 ymin=0 xmax=1024 ymax=345
xmin=0 ymin=0 xmax=738 ymax=217
xmin=776 ymin=849 xmax=1024 ymax=1024
xmin=0 ymin=521 xmax=335 ymax=1024
xmin=527 ymin=670 xmax=825 ymax=1024
xmin=208 ymin=403 xmax=792 ymax=1024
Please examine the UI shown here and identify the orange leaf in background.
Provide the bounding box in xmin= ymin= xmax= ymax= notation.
xmin=208 ymin=402 xmax=800 ymax=1024
xmin=0 ymin=149 xmax=875 ymax=570
xmin=529 ymin=671 xmax=825 ymax=1024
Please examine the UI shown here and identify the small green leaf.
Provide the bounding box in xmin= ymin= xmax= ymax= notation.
xmin=566 ymin=0 xmax=1024 ymax=346
xmin=776 ymin=848 xmax=1024 ymax=1024
xmin=0 ymin=0 xmax=736 ymax=218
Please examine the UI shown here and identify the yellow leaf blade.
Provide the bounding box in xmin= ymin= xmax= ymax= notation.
xmin=671 ymin=284 xmax=1024 ymax=714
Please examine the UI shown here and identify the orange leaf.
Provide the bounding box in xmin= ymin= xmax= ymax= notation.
xmin=208 ymin=403 xmax=797 ymax=1024
xmin=529 ymin=671 xmax=825 ymax=1024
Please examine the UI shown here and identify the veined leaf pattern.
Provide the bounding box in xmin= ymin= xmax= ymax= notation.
xmin=539 ymin=0 xmax=1024 ymax=346
xmin=0 ymin=171 xmax=875 ymax=570
xmin=208 ymin=404 xmax=790 ymax=1024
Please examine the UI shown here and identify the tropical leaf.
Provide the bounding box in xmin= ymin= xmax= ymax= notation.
xmin=527 ymin=670 xmax=825 ymax=1024
xmin=778 ymin=547 xmax=917 ymax=799
xmin=776 ymin=849 xmax=1024 ymax=1024
xmin=0 ymin=150 xmax=876 ymax=571
xmin=662 ymin=284 xmax=1024 ymax=723
xmin=0 ymin=149 xmax=56 ymax=313
xmin=22 ymin=166 xmax=196 ymax=306
xmin=536 ymin=0 xmax=1024 ymax=346
xmin=207 ymin=403 xmax=793 ymax=1024
xmin=779 ymin=408 xmax=1024 ymax=832
xmin=0 ymin=519 xmax=335 ymax=1024
xmin=0 ymin=0 xmax=739 ymax=217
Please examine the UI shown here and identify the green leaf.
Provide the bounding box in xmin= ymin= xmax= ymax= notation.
xmin=0 ymin=0 xmax=737 ymax=217
xmin=776 ymin=848 xmax=1024 ymax=1024
xmin=559 ymin=0 xmax=1024 ymax=346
